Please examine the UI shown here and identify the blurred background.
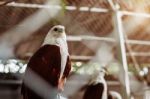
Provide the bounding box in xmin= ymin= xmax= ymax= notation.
xmin=0 ymin=0 xmax=150 ymax=99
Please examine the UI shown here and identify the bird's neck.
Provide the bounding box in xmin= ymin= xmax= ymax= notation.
xmin=43 ymin=36 xmax=64 ymax=45
xmin=92 ymin=75 xmax=105 ymax=84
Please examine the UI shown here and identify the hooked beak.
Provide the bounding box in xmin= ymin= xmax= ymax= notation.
xmin=101 ymin=67 xmax=109 ymax=75
xmin=58 ymin=28 xmax=63 ymax=33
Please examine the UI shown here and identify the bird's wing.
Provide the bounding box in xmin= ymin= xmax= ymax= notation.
xmin=21 ymin=44 xmax=62 ymax=98
xmin=83 ymin=83 xmax=104 ymax=99
xmin=27 ymin=44 xmax=61 ymax=85
xmin=58 ymin=56 xmax=71 ymax=91
xmin=62 ymin=56 xmax=71 ymax=78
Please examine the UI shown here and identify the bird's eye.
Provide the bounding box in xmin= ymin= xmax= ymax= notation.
xmin=54 ymin=28 xmax=58 ymax=32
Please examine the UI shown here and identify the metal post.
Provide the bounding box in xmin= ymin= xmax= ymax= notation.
xmin=113 ymin=11 xmax=131 ymax=99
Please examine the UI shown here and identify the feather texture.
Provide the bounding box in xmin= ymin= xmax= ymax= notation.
xmin=21 ymin=25 xmax=71 ymax=99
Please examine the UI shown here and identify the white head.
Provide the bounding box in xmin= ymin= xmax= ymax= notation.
xmin=98 ymin=68 xmax=107 ymax=77
xmin=43 ymin=25 xmax=66 ymax=45
xmin=49 ymin=25 xmax=65 ymax=38
xmin=94 ymin=69 xmax=106 ymax=79
xmin=89 ymin=68 xmax=108 ymax=85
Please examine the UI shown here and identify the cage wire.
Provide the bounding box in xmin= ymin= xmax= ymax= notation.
xmin=0 ymin=0 xmax=150 ymax=99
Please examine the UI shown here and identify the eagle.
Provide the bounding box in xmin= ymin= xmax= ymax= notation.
xmin=21 ymin=25 xmax=71 ymax=99
xmin=83 ymin=69 xmax=107 ymax=99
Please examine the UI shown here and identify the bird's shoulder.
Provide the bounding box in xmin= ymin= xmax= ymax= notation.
xmin=36 ymin=44 xmax=61 ymax=54
xmin=41 ymin=44 xmax=60 ymax=50
xmin=29 ymin=44 xmax=61 ymax=61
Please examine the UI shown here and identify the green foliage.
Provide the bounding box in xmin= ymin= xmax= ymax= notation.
xmin=72 ymin=62 xmax=103 ymax=75
xmin=60 ymin=0 xmax=67 ymax=15
xmin=47 ymin=0 xmax=67 ymax=26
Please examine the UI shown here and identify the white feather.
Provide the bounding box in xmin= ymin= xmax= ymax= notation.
xmin=109 ymin=91 xmax=122 ymax=99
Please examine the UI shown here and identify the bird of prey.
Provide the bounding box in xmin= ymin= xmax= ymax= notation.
xmin=83 ymin=69 xmax=108 ymax=99
xmin=21 ymin=25 xmax=71 ymax=99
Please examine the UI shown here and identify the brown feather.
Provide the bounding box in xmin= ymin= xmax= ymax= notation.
xmin=83 ymin=83 xmax=104 ymax=99
xmin=21 ymin=44 xmax=71 ymax=99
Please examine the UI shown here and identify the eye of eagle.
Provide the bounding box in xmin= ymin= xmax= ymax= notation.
xmin=54 ymin=28 xmax=58 ymax=32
